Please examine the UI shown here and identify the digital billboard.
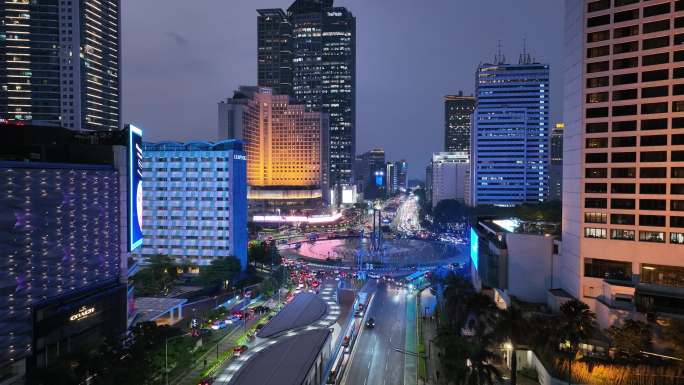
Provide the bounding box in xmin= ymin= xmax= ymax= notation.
xmin=128 ymin=124 xmax=143 ymax=251
xmin=374 ymin=171 xmax=384 ymax=186
xmin=341 ymin=186 xmax=355 ymax=204
xmin=470 ymin=227 xmax=479 ymax=270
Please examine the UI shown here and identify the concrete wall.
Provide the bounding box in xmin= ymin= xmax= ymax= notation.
xmin=506 ymin=233 xmax=555 ymax=303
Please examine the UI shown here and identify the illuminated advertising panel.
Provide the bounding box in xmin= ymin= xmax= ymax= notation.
xmin=128 ymin=125 xmax=143 ymax=251
xmin=470 ymin=227 xmax=479 ymax=270
xmin=374 ymin=171 xmax=384 ymax=186
xmin=342 ymin=186 xmax=355 ymax=204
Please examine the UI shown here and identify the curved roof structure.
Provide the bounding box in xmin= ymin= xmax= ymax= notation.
xmin=256 ymin=292 xmax=327 ymax=338
xmin=227 ymin=329 xmax=330 ymax=385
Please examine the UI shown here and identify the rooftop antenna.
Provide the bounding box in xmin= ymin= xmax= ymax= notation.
xmin=495 ymin=40 xmax=506 ymax=65
xmin=519 ymin=38 xmax=532 ymax=64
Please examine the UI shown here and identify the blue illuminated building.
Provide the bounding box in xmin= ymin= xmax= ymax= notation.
xmin=471 ymin=59 xmax=550 ymax=206
xmin=140 ymin=141 xmax=248 ymax=270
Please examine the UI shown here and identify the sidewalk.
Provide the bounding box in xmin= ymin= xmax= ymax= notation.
xmin=174 ymin=315 xmax=263 ymax=385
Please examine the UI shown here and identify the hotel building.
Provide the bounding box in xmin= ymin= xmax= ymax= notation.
xmin=560 ymin=0 xmax=684 ymax=327
xmin=257 ymin=0 xmax=356 ymax=186
xmin=0 ymin=0 xmax=121 ymax=131
xmin=218 ymin=86 xmax=329 ymax=210
xmin=140 ymin=141 xmax=248 ymax=270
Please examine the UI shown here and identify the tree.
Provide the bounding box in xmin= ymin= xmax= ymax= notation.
xmin=134 ymin=254 xmax=179 ymax=296
xmin=199 ymin=256 xmax=241 ymax=288
xmin=607 ymin=319 xmax=652 ymax=360
xmin=555 ymin=299 xmax=597 ymax=385
xmin=495 ymin=305 xmax=531 ymax=385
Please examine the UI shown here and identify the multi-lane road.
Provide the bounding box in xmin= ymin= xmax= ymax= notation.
xmin=343 ymin=280 xmax=417 ymax=385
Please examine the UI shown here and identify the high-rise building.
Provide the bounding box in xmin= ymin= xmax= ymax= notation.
xmin=444 ymin=92 xmax=476 ymax=154
xmin=471 ymin=59 xmax=550 ymax=206
xmin=356 ymin=148 xmax=386 ymax=199
xmin=559 ymin=0 xmax=684 ymax=327
xmin=218 ymin=86 xmax=329 ymax=208
xmin=258 ymin=9 xmax=292 ymax=96
xmin=0 ymin=125 xmax=131 ymax=381
xmin=257 ymin=0 xmax=356 ymax=186
xmin=140 ymin=141 xmax=248 ymax=270
xmin=0 ymin=0 xmax=121 ymax=131
xmin=430 ymin=152 xmax=470 ymax=208
xmin=386 ymin=160 xmax=408 ymax=196
xmin=549 ymin=122 xmax=564 ymax=201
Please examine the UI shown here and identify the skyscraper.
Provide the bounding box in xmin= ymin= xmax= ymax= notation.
xmin=218 ymin=86 xmax=329 ymax=208
xmin=257 ymin=0 xmax=356 ymax=186
xmin=258 ymin=9 xmax=292 ymax=96
xmin=356 ymin=149 xmax=385 ymax=199
xmin=0 ymin=0 xmax=121 ymax=131
xmin=559 ymin=0 xmax=684 ymax=327
xmin=471 ymin=59 xmax=550 ymax=206
xmin=549 ymin=122 xmax=564 ymax=201
xmin=444 ymin=92 xmax=475 ymax=154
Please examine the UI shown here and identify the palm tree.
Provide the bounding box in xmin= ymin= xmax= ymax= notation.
xmin=556 ymin=299 xmax=596 ymax=385
xmin=495 ymin=305 xmax=529 ymax=385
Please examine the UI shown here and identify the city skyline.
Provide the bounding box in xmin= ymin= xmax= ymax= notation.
xmin=121 ymin=0 xmax=564 ymax=179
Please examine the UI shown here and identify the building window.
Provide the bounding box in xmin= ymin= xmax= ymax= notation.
xmin=671 ymin=233 xmax=684 ymax=244
xmin=612 ymin=198 xmax=635 ymax=209
xmin=640 ymin=215 xmax=666 ymax=227
xmin=587 ymin=92 xmax=609 ymax=103
xmin=612 ymin=136 xmax=636 ymax=147
xmin=612 ymin=152 xmax=636 ymax=162
xmin=613 ymin=24 xmax=639 ymax=38
xmin=640 ymin=199 xmax=666 ymax=211
xmin=586 ymin=198 xmax=608 ymax=208
xmin=642 ymin=69 xmax=669 ymax=82
xmin=586 ymin=137 xmax=608 ymax=148
xmin=587 ymin=122 xmax=609 ymax=133
xmin=584 ymin=227 xmax=607 ymax=239
xmin=640 ymin=151 xmax=667 ymax=162
xmin=613 ymin=89 xmax=637 ymax=100
xmin=613 ymin=57 xmax=639 ymax=70
xmin=611 ymin=213 xmax=635 ymax=225
xmin=642 ymin=52 xmax=669 ymax=66
xmin=587 ymin=61 xmax=610 ymax=73
xmin=584 ymin=258 xmax=631 ymax=280
xmin=640 ymin=167 xmax=666 ymax=178
xmin=586 ymin=168 xmax=608 ymax=178
xmin=585 ymin=212 xmax=608 ymax=223
xmin=639 ymin=231 xmax=666 ymax=243
xmin=611 ymin=229 xmax=635 ymax=241
xmin=641 ymin=264 xmax=684 ymax=289
xmin=586 ymin=183 xmax=608 ymax=193
xmin=613 ymin=120 xmax=637 ymax=132
xmin=641 ymin=119 xmax=667 ymax=131
xmin=614 ymin=9 xmax=639 ymax=23
xmin=643 ymin=2 xmax=671 ymax=18
xmin=611 ymin=183 xmax=635 ymax=194
xmin=612 ymin=168 xmax=636 ymax=178
xmin=671 ymin=216 xmax=684 ymax=228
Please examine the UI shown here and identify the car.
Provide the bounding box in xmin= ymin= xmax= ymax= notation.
xmin=233 ymin=345 xmax=248 ymax=355
xmin=197 ymin=377 xmax=215 ymax=385
xmin=366 ymin=318 xmax=376 ymax=328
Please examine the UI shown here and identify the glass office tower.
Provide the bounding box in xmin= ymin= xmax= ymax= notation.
xmin=0 ymin=0 xmax=121 ymax=131
xmin=257 ymin=0 xmax=355 ymax=186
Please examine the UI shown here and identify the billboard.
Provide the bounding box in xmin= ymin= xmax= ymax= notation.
xmin=470 ymin=227 xmax=479 ymax=270
xmin=341 ymin=186 xmax=355 ymax=204
xmin=374 ymin=171 xmax=384 ymax=186
xmin=128 ymin=124 xmax=143 ymax=251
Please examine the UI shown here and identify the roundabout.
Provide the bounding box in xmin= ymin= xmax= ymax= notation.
xmin=279 ymin=237 xmax=467 ymax=268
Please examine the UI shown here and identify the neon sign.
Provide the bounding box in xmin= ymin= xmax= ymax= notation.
xmin=470 ymin=228 xmax=479 ymax=270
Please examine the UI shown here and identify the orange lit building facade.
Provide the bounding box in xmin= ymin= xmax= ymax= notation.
xmin=218 ymin=87 xmax=329 ymax=206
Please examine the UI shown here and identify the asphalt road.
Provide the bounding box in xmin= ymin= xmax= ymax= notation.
xmin=345 ymin=281 xmax=413 ymax=385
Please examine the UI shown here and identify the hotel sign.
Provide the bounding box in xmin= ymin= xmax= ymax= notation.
xmin=69 ymin=306 xmax=95 ymax=322
xmin=127 ymin=124 xmax=144 ymax=251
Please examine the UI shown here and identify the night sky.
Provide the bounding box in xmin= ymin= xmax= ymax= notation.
xmin=122 ymin=0 xmax=564 ymax=180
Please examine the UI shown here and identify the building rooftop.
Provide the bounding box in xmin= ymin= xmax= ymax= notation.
xmin=143 ymin=140 xmax=244 ymax=152
xmin=479 ymin=218 xmax=559 ymax=237
xmin=135 ymin=297 xmax=187 ymax=323
xmin=257 ymin=292 xmax=327 ymax=338
xmin=227 ymin=329 xmax=331 ymax=385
